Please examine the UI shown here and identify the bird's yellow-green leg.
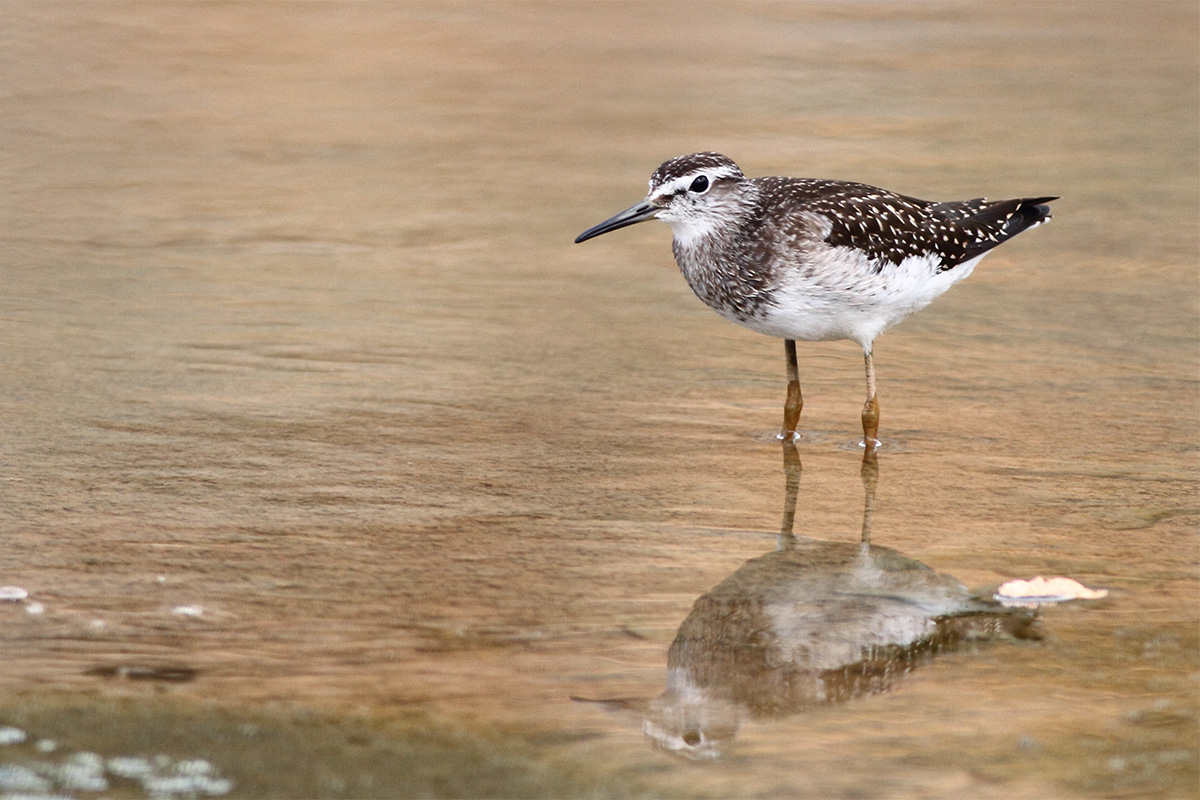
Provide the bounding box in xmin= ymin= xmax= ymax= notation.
xmin=861 ymin=349 xmax=880 ymax=454
xmin=782 ymin=339 xmax=802 ymax=442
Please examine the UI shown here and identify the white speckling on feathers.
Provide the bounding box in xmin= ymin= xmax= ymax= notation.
xmin=645 ymin=153 xmax=1054 ymax=352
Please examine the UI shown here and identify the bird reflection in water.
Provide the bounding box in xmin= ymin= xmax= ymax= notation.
xmin=642 ymin=446 xmax=1041 ymax=760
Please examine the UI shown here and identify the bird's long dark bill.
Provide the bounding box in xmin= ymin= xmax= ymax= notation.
xmin=574 ymin=201 xmax=657 ymax=243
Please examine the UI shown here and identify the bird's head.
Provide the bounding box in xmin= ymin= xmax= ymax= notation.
xmin=575 ymin=152 xmax=748 ymax=245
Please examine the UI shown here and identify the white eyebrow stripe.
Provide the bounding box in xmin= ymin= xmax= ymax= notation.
xmin=649 ymin=165 xmax=742 ymax=195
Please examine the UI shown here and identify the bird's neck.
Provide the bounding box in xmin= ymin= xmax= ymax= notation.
xmin=668 ymin=185 xmax=773 ymax=323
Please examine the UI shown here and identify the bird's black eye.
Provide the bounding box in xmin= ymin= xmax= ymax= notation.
xmin=689 ymin=175 xmax=710 ymax=193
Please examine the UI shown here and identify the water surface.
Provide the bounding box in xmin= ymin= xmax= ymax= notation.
xmin=0 ymin=2 xmax=1196 ymax=797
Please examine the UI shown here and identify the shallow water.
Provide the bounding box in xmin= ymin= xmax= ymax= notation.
xmin=0 ymin=2 xmax=1196 ymax=797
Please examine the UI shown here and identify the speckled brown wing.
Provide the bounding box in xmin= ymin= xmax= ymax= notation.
xmin=762 ymin=178 xmax=1055 ymax=272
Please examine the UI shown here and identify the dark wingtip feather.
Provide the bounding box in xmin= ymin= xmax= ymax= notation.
xmin=933 ymin=195 xmax=1057 ymax=266
xmin=1008 ymin=196 xmax=1058 ymax=233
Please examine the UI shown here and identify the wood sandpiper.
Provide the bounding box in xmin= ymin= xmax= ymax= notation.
xmin=575 ymin=152 xmax=1055 ymax=452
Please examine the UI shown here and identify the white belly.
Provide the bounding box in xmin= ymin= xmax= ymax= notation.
xmin=733 ymin=250 xmax=985 ymax=351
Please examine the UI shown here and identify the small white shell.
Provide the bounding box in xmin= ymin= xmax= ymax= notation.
xmin=996 ymin=576 xmax=1109 ymax=605
xmin=0 ymin=586 xmax=29 ymax=601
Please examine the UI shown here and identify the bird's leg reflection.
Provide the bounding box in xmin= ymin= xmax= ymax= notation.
xmin=860 ymin=450 xmax=878 ymax=549
xmin=780 ymin=437 xmax=877 ymax=550
xmin=778 ymin=439 xmax=802 ymax=547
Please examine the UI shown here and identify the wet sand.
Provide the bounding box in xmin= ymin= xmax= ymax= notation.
xmin=0 ymin=2 xmax=1196 ymax=797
